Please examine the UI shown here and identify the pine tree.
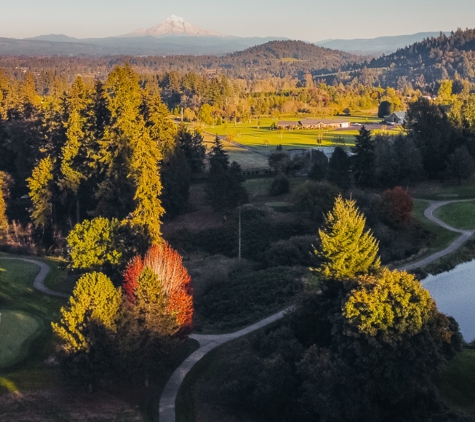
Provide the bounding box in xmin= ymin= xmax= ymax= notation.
xmin=59 ymin=77 xmax=96 ymax=223
xmin=143 ymin=82 xmax=177 ymax=157
xmin=205 ymin=136 xmax=247 ymax=210
xmin=327 ymin=146 xmax=350 ymax=189
xmin=27 ymin=156 xmax=54 ymax=228
xmin=316 ymin=195 xmax=380 ymax=280
xmin=352 ymin=126 xmax=375 ymax=188
xmin=176 ymin=125 xmax=205 ymax=175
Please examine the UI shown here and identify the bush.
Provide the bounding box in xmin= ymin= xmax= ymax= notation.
xmin=169 ymin=207 xmax=309 ymax=262
xmin=264 ymin=235 xmax=319 ymax=268
xmin=294 ymin=181 xmax=339 ymax=222
xmin=195 ymin=266 xmax=307 ymax=331
xmin=269 ymin=174 xmax=290 ymax=196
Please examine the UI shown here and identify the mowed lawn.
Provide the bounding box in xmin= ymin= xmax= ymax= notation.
xmin=434 ymin=200 xmax=475 ymax=230
xmin=0 ymin=310 xmax=43 ymax=368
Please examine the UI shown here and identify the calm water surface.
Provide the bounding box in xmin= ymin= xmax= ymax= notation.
xmin=423 ymin=260 xmax=475 ymax=342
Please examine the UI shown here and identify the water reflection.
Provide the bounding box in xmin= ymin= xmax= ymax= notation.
xmin=423 ymin=260 xmax=475 ymax=342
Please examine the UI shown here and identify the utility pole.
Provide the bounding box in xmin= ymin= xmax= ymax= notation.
xmin=238 ymin=205 xmax=241 ymax=262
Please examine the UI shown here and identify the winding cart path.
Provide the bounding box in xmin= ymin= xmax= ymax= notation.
xmin=158 ymin=198 xmax=475 ymax=421
xmin=0 ymin=257 xmax=69 ymax=298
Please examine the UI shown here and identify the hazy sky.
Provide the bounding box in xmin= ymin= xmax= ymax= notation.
xmin=1 ymin=0 xmax=474 ymax=41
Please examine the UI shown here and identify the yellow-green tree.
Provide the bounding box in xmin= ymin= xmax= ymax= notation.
xmin=344 ymin=268 xmax=434 ymax=343
xmin=27 ymin=156 xmax=54 ymax=228
xmin=52 ymin=272 xmax=121 ymax=354
xmin=66 ymin=217 xmax=122 ymax=271
xmin=316 ymin=195 xmax=380 ymax=280
xmin=0 ymin=172 xmax=8 ymax=236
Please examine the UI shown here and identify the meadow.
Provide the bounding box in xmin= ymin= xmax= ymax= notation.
xmin=197 ymin=115 xmax=402 ymax=153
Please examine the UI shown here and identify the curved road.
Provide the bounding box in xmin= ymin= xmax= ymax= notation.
xmin=158 ymin=198 xmax=475 ymax=422
xmin=0 ymin=257 xmax=69 ymax=298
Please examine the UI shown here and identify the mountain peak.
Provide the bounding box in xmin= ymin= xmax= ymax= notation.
xmin=125 ymin=15 xmax=226 ymax=38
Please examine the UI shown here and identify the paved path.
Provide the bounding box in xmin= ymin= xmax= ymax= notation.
xmin=0 ymin=257 xmax=69 ymax=298
xmin=402 ymin=199 xmax=475 ymax=271
xmin=158 ymin=199 xmax=475 ymax=422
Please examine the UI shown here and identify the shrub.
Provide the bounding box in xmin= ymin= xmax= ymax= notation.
xmin=294 ymin=181 xmax=339 ymax=222
xmin=381 ymin=186 xmax=413 ymax=228
xmin=269 ymin=174 xmax=290 ymax=196
xmin=195 ymin=266 xmax=307 ymax=331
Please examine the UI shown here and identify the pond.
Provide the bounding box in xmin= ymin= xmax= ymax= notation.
xmin=423 ymin=260 xmax=475 ymax=343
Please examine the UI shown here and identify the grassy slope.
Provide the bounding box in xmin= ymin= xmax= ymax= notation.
xmin=438 ymin=349 xmax=475 ymax=414
xmin=434 ymin=200 xmax=475 ymax=230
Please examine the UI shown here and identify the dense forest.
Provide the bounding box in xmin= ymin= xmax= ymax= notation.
xmin=369 ymin=28 xmax=475 ymax=90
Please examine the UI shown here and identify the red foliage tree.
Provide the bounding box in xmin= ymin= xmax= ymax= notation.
xmin=122 ymin=242 xmax=193 ymax=333
xmin=381 ymin=186 xmax=413 ymax=227
xmin=122 ymin=255 xmax=144 ymax=303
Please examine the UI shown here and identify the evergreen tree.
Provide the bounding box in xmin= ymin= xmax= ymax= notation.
xmin=206 ymin=137 xmax=247 ymax=210
xmin=161 ymin=146 xmax=191 ymax=218
xmin=352 ymin=126 xmax=375 ymax=188
xmin=52 ymin=272 xmax=122 ymax=386
xmin=143 ymin=82 xmax=177 ymax=157
xmin=27 ymin=156 xmax=54 ymax=228
xmin=95 ymin=65 xmax=165 ymax=244
xmin=316 ymin=195 xmax=380 ymax=280
xmin=52 ymin=272 xmax=121 ymax=354
xmin=405 ymin=98 xmax=452 ymax=178
xmin=176 ymin=125 xmax=205 ymax=175
xmin=327 ymin=147 xmax=350 ymax=189
xmin=308 ymin=150 xmax=328 ymax=181
xmin=59 ymin=76 xmax=95 ymax=223
xmin=447 ymin=145 xmax=475 ymax=185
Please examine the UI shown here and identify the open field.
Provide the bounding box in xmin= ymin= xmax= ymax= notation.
xmin=197 ymin=116 xmax=402 ymax=151
xmin=434 ymin=200 xmax=475 ymax=230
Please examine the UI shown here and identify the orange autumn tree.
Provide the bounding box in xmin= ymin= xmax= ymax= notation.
xmin=122 ymin=242 xmax=193 ymax=334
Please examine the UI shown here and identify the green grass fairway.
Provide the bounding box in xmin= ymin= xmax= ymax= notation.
xmin=434 ymin=201 xmax=475 ymax=230
xmin=0 ymin=310 xmax=43 ymax=368
xmin=438 ymin=349 xmax=475 ymax=413
xmin=0 ymin=256 xmax=66 ymax=376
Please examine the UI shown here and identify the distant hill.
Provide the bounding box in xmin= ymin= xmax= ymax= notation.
xmin=316 ymin=32 xmax=448 ymax=54
xmin=367 ymin=28 xmax=475 ymax=86
xmin=0 ymin=35 xmax=286 ymax=56
xmin=26 ymin=34 xmax=79 ymax=42
xmin=227 ymin=40 xmax=361 ymax=77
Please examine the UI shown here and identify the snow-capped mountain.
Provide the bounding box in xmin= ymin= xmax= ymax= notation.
xmin=126 ymin=15 xmax=226 ymax=37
